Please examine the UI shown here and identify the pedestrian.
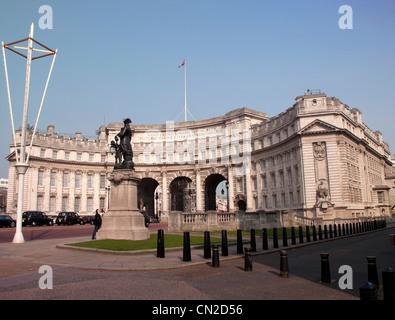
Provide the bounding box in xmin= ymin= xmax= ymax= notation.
xmin=100 ymin=208 xmax=106 ymax=217
xmin=92 ymin=209 xmax=102 ymax=240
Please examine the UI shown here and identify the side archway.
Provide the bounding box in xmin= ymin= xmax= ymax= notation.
xmin=204 ymin=174 xmax=226 ymax=211
xmin=137 ymin=178 xmax=159 ymax=217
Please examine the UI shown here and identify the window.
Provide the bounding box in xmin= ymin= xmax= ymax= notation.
xmin=100 ymin=175 xmax=106 ymax=189
xmin=89 ymin=154 xmax=94 ymax=162
xmin=253 ymin=178 xmax=257 ymax=190
xmin=63 ymin=172 xmax=69 ymax=188
xmin=74 ymin=197 xmax=80 ymax=212
xmin=87 ymin=174 xmax=93 ymax=189
xmin=101 ymin=155 xmax=105 ymax=163
xmin=272 ymin=194 xmax=277 ymax=207
xmin=100 ymin=197 xmax=105 ymax=210
xmin=87 ymin=197 xmax=93 ymax=213
xmin=40 ymin=149 xmax=45 ymax=158
xmin=65 ymin=152 xmax=70 ymax=160
xmin=49 ymin=196 xmax=55 ymax=213
xmin=378 ymin=192 xmax=384 ymax=204
xmin=62 ymin=197 xmax=68 ymax=211
xmin=50 ymin=171 xmax=56 ymax=187
xmin=37 ymin=195 xmax=43 ymax=211
xmin=77 ymin=153 xmax=82 ymax=161
xmin=75 ymin=173 xmax=81 ymax=189
xmin=38 ymin=170 xmax=43 ymax=186
xmin=271 ymin=172 xmax=276 ymax=188
xmin=262 ymin=175 xmax=267 ymax=188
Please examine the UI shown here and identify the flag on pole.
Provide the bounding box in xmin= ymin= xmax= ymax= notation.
xmin=178 ymin=59 xmax=185 ymax=68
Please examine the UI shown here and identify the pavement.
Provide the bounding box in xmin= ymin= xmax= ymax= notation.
xmin=0 ymin=223 xmax=392 ymax=272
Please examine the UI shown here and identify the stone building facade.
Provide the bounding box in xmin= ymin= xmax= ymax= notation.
xmin=6 ymin=92 xmax=393 ymax=223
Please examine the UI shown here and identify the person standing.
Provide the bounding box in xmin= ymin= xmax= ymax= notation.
xmin=92 ymin=209 xmax=102 ymax=240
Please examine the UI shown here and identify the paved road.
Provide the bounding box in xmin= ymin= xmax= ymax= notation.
xmin=0 ymin=224 xmax=394 ymax=303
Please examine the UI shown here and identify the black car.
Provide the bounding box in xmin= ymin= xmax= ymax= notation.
xmin=22 ymin=211 xmax=54 ymax=226
xmin=0 ymin=215 xmax=16 ymax=228
xmin=82 ymin=215 xmax=94 ymax=225
xmin=56 ymin=212 xmax=84 ymax=225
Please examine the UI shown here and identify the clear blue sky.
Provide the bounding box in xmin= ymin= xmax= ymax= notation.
xmin=0 ymin=0 xmax=394 ymax=178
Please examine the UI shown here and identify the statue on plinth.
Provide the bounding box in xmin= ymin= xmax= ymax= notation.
xmin=113 ymin=117 xmax=135 ymax=170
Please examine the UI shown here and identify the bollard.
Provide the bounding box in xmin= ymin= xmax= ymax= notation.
xmin=342 ymin=224 xmax=346 ymax=236
xmin=312 ymin=225 xmax=317 ymax=241
xmin=346 ymin=223 xmax=349 ymax=236
xmin=273 ymin=228 xmax=279 ymax=248
xmin=250 ymin=228 xmax=257 ymax=252
xmin=306 ymin=226 xmax=311 ymax=243
xmin=282 ymin=227 xmax=288 ymax=247
xmin=262 ymin=228 xmax=268 ymax=250
xmin=221 ymin=230 xmax=228 ymax=256
xmin=157 ymin=229 xmax=165 ymax=258
xmin=367 ymin=256 xmax=379 ymax=288
xmin=333 ymin=224 xmax=338 ymax=238
xmin=352 ymin=222 xmax=356 ymax=234
xmin=320 ymin=253 xmax=331 ymax=283
xmin=329 ymin=225 xmax=333 ymax=239
xmin=359 ymin=282 xmax=377 ymax=300
xmin=237 ymin=229 xmax=243 ymax=254
xmin=244 ymin=247 xmax=253 ymax=271
xmin=338 ymin=224 xmax=342 ymax=237
xmin=291 ymin=226 xmax=297 ymax=245
xmin=390 ymin=234 xmax=395 ymax=246
xmin=183 ymin=231 xmax=191 ymax=262
xmin=382 ymin=267 xmax=395 ymax=300
xmin=324 ymin=225 xmax=328 ymax=239
xmin=280 ymin=250 xmax=289 ymax=278
xmin=212 ymin=244 xmax=220 ymax=268
xmin=204 ymin=231 xmax=211 ymax=259
xmin=318 ymin=225 xmax=323 ymax=240
xmin=299 ymin=226 xmax=304 ymax=244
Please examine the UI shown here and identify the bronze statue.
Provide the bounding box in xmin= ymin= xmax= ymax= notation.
xmin=113 ymin=118 xmax=135 ymax=170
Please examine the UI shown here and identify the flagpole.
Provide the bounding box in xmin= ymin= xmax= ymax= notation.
xmin=184 ymin=59 xmax=187 ymax=122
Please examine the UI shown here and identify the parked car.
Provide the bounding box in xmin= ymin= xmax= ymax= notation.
xmin=0 ymin=215 xmax=16 ymax=228
xmin=82 ymin=215 xmax=94 ymax=225
xmin=22 ymin=211 xmax=54 ymax=226
xmin=56 ymin=212 xmax=84 ymax=225
xmin=149 ymin=216 xmax=159 ymax=223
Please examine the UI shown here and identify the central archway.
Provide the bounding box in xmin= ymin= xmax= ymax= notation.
xmin=170 ymin=177 xmax=194 ymax=212
xmin=204 ymin=174 xmax=226 ymax=211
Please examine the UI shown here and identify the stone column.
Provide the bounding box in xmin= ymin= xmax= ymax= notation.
xmin=195 ymin=168 xmax=203 ymax=212
xmin=227 ymin=165 xmax=235 ymax=211
xmin=161 ymin=170 xmax=168 ymax=213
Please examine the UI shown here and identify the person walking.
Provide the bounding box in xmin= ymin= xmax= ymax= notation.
xmin=92 ymin=209 xmax=102 ymax=240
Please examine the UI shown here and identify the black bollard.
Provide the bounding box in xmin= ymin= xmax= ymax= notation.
xmin=250 ymin=229 xmax=257 ymax=252
xmin=273 ymin=228 xmax=279 ymax=248
xmin=338 ymin=224 xmax=342 ymax=237
xmin=333 ymin=224 xmax=338 ymax=237
xmin=299 ymin=226 xmax=304 ymax=244
xmin=157 ymin=229 xmax=165 ymax=258
xmin=183 ymin=231 xmax=191 ymax=262
xmin=359 ymin=282 xmax=377 ymax=300
xmin=221 ymin=230 xmax=228 ymax=256
xmin=312 ymin=225 xmax=317 ymax=241
xmin=346 ymin=223 xmax=349 ymax=235
xmin=382 ymin=267 xmax=395 ymax=300
xmin=367 ymin=256 xmax=379 ymax=288
xmin=291 ymin=226 xmax=297 ymax=245
xmin=324 ymin=225 xmax=328 ymax=239
xmin=237 ymin=229 xmax=243 ymax=254
xmin=320 ymin=253 xmax=331 ymax=283
xmin=342 ymin=224 xmax=346 ymax=236
xmin=329 ymin=225 xmax=333 ymax=238
xmin=352 ymin=222 xmax=356 ymax=234
xmin=262 ymin=228 xmax=268 ymax=250
xmin=318 ymin=225 xmax=323 ymax=240
xmin=212 ymin=244 xmax=220 ymax=268
xmin=244 ymin=247 xmax=253 ymax=271
xmin=204 ymin=231 xmax=211 ymax=259
xmin=280 ymin=250 xmax=289 ymax=278
xmin=282 ymin=227 xmax=288 ymax=247
xmin=306 ymin=226 xmax=311 ymax=243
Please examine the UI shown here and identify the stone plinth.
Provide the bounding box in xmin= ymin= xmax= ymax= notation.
xmin=96 ymin=170 xmax=150 ymax=240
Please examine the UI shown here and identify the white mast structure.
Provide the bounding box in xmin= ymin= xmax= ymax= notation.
xmin=1 ymin=23 xmax=58 ymax=243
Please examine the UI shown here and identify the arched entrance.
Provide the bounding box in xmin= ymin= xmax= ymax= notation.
xmin=138 ymin=178 xmax=159 ymax=217
xmin=234 ymin=194 xmax=246 ymax=211
xmin=204 ymin=174 xmax=226 ymax=211
xmin=170 ymin=177 xmax=194 ymax=212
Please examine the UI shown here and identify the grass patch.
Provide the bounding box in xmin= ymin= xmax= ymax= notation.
xmin=67 ymin=233 xmax=228 ymax=251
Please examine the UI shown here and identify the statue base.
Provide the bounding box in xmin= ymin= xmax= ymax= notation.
xmin=96 ymin=169 xmax=150 ymax=241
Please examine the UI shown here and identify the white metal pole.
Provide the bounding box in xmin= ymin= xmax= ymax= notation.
xmin=2 ymin=41 xmax=19 ymax=163
xmin=184 ymin=59 xmax=187 ymax=122
xmin=13 ymin=23 xmax=34 ymax=244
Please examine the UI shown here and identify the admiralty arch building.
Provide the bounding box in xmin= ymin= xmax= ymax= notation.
xmin=6 ymin=92 xmax=394 ymax=225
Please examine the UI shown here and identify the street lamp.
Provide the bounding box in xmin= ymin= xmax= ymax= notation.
xmin=226 ymin=181 xmax=229 ymax=212
xmin=2 ymin=23 xmax=57 ymax=243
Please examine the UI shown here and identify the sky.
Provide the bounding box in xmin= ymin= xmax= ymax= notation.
xmin=0 ymin=0 xmax=394 ymax=179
